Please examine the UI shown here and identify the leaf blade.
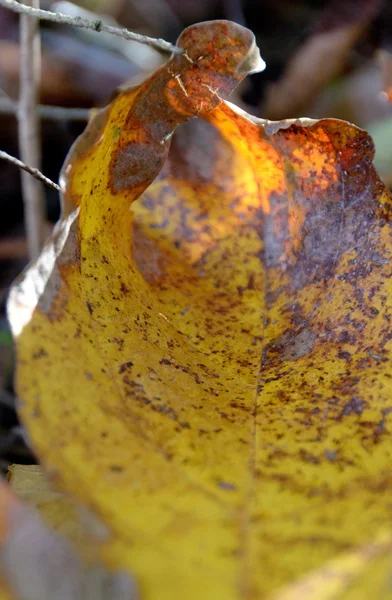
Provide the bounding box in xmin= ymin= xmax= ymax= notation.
xmin=8 ymin=19 xmax=392 ymax=600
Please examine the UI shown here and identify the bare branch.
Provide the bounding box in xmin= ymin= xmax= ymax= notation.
xmin=0 ymin=150 xmax=60 ymax=192
xmin=18 ymin=0 xmax=46 ymax=260
xmin=0 ymin=98 xmax=91 ymax=121
xmin=0 ymin=0 xmax=181 ymax=54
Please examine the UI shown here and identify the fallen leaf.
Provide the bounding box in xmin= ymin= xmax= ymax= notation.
xmin=263 ymin=0 xmax=381 ymax=119
xmin=7 ymin=463 xmax=99 ymax=554
xmin=0 ymin=474 xmax=137 ymax=600
xmin=7 ymin=18 xmax=392 ymax=600
xmin=0 ymin=480 xmax=20 ymax=600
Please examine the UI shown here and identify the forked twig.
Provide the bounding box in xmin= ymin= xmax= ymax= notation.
xmin=0 ymin=0 xmax=181 ymax=54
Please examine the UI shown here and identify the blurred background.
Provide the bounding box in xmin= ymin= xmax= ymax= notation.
xmin=1 ymin=0 xmax=392 ymax=470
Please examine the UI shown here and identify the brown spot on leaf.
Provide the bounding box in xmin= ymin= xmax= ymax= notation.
xmin=340 ymin=396 xmax=366 ymax=417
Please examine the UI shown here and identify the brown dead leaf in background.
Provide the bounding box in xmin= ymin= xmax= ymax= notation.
xmin=263 ymin=0 xmax=382 ymax=120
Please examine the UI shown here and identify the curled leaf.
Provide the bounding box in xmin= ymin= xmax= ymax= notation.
xmin=8 ymin=19 xmax=392 ymax=600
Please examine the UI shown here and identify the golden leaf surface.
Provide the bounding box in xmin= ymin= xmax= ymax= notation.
xmin=8 ymin=19 xmax=392 ymax=600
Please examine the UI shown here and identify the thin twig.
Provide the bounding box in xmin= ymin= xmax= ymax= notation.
xmin=0 ymin=98 xmax=91 ymax=120
xmin=0 ymin=150 xmax=60 ymax=191
xmin=0 ymin=0 xmax=181 ymax=54
xmin=18 ymin=0 xmax=46 ymax=260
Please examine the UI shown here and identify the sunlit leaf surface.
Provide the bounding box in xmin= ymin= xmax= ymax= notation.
xmin=8 ymin=19 xmax=392 ymax=600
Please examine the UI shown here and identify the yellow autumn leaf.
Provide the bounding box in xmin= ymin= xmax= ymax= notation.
xmin=7 ymin=19 xmax=392 ymax=600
